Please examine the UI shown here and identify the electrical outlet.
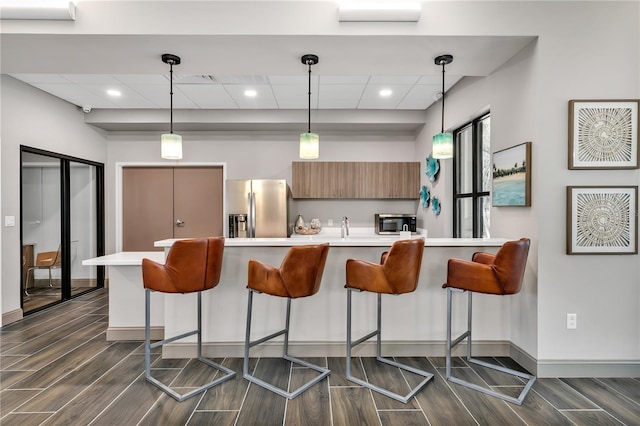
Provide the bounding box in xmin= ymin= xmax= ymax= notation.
xmin=328 ymin=219 xmax=333 ymax=227
xmin=567 ymin=313 xmax=577 ymax=329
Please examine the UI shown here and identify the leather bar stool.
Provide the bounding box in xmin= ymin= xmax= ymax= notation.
xmin=243 ymin=243 xmax=330 ymax=399
xmin=142 ymin=237 xmax=235 ymax=402
xmin=345 ymin=238 xmax=433 ymax=403
xmin=442 ymin=238 xmax=534 ymax=405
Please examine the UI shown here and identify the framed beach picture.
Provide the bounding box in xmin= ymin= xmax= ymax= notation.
xmin=566 ymin=186 xmax=638 ymax=255
xmin=492 ymin=142 xmax=532 ymax=207
xmin=568 ymin=100 xmax=639 ymax=169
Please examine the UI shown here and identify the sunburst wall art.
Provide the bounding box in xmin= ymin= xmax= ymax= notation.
xmin=566 ymin=186 xmax=638 ymax=254
xmin=569 ymin=100 xmax=639 ymax=169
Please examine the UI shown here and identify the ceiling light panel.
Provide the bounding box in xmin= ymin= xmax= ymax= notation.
xmin=225 ymin=85 xmax=277 ymax=109
xmin=357 ymin=84 xmax=412 ymax=109
xmin=338 ymin=2 xmax=421 ymax=22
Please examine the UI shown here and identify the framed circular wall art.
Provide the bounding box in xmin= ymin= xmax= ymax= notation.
xmin=568 ymin=99 xmax=639 ymax=169
xmin=566 ymin=186 xmax=638 ymax=254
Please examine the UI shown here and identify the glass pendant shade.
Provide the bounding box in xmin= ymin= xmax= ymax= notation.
xmin=432 ymin=132 xmax=453 ymax=159
xmin=299 ymin=132 xmax=319 ymax=159
xmin=161 ymin=133 xmax=183 ymax=160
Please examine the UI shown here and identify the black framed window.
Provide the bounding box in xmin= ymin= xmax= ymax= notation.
xmin=453 ymin=113 xmax=491 ymax=238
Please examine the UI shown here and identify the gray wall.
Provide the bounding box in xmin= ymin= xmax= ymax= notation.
xmin=0 ymin=76 xmax=108 ymax=319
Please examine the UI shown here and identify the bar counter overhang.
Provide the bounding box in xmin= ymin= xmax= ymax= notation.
xmin=83 ymin=235 xmax=528 ymax=365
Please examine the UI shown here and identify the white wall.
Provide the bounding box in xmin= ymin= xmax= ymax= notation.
xmin=418 ymin=2 xmax=639 ymax=371
xmin=0 ymin=75 xmax=107 ymax=317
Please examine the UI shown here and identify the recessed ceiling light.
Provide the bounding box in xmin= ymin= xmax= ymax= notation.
xmin=244 ymin=89 xmax=257 ymax=97
xmin=379 ymin=89 xmax=392 ymax=97
xmin=107 ymin=89 xmax=121 ymax=97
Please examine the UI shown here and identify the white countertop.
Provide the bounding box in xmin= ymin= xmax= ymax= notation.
xmin=83 ymin=229 xmax=508 ymax=266
xmin=82 ymin=251 xmax=164 ymax=266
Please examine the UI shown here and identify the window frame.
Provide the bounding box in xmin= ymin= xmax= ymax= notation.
xmin=452 ymin=112 xmax=490 ymax=238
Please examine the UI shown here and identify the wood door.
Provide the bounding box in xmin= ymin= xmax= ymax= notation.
xmin=173 ymin=167 xmax=223 ymax=239
xmin=122 ymin=168 xmax=174 ymax=251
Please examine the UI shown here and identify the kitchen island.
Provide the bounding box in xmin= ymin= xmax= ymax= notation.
xmin=84 ymin=231 xmax=512 ymax=358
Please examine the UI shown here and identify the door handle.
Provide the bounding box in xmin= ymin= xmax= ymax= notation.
xmin=175 ymin=219 xmax=185 ymax=227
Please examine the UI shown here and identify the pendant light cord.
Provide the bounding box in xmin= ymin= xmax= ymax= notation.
xmin=440 ymin=60 xmax=445 ymax=134
xmin=169 ymin=61 xmax=174 ymax=134
xmin=307 ymin=60 xmax=312 ymax=134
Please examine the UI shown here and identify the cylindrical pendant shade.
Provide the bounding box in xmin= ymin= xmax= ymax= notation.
xmin=299 ymin=132 xmax=319 ymax=159
xmin=161 ymin=133 xmax=183 ymax=160
xmin=432 ymin=132 xmax=453 ymax=159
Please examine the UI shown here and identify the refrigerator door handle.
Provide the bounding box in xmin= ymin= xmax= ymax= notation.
xmin=250 ymin=192 xmax=257 ymax=238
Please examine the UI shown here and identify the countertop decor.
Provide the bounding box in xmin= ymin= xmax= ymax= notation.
xmin=294 ymin=227 xmax=322 ymax=235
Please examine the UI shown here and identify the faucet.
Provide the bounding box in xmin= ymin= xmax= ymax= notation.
xmin=341 ymin=216 xmax=350 ymax=238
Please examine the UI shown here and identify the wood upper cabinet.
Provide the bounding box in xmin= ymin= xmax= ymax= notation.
xmin=292 ymin=161 xmax=419 ymax=199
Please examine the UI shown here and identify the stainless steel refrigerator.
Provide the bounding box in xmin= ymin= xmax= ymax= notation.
xmin=226 ymin=179 xmax=290 ymax=238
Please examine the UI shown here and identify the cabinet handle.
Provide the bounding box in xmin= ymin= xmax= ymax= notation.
xmin=175 ymin=219 xmax=185 ymax=227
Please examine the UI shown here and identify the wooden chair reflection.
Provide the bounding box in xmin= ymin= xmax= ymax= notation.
xmin=25 ymin=245 xmax=61 ymax=295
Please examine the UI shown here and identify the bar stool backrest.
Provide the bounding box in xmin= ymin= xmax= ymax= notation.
xmin=279 ymin=244 xmax=330 ymax=298
xmin=488 ymin=238 xmax=530 ymax=295
xmin=382 ymin=238 xmax=425 ymax=294
xmin=142 ymin=237 xmax=225 ymax=294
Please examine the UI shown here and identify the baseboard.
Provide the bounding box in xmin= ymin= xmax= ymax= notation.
xmin=537 ymin=359 xmax=640 ymax=378
xmin=106 ymin=326 xmax=163 ymax=341
xmin=509 ymin=342 xmax=538 ymax=376
xmin=2 ymin=308 xmax=23 ymax=325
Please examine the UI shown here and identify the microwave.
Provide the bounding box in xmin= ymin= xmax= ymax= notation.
xmin=375 ymin=214 xmax=417 ymax=235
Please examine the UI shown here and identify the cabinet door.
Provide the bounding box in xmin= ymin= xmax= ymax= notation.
xmin=292 ymin=161 xmax=419 ymax=199
xmin=173 ymin=167 xmax=223 ymax=239
xmin=122 ymin=168 xmax=174 ymax=251
xmin=362 ymin=162 xmax=420 ymax=198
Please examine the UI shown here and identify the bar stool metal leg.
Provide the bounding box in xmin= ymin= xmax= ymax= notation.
xmin=243 ymin=289 xmax=330 ymax=399
xmin=445 ymin=287 xmax=536 ymax=405
xmin=346 ymin=289 xmax=434 ymax=403
xmin=144 ymin=290 xmax=236 ymax=402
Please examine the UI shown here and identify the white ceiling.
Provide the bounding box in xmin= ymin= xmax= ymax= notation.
xmin=0 ymin=1 xmax=537 ymax=132
xmin=9 ymin=71 xmax=463 ymax=111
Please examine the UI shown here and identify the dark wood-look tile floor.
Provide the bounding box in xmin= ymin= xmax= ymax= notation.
xmin=1 ymin=289 xmax=638 ymax=425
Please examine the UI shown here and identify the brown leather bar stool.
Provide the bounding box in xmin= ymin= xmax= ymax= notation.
xmin=243 ymin=243 xmax=330 ymax=399
xmin=442 ymin=238 xmax=534 ymax=405
xmin=345 ymin=238 xmax=433 ymax=403
xmin=142 ymin=237 xmax=235 ymax=402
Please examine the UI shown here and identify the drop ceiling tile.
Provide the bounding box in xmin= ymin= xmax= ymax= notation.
xmin=60 ymin=74 xmax=123 ymax=85
xmin=224 ymin=84 xmax=277 ymax=109
xmin=114 ymin=74 xmax=168 ymax=85
xmin=272 ymin=83 xmax=319 ymax=109
xmin=417 ymin=75 xmax=463 ymax=87
xmin=320 ymin=75 xmax=369 ymax=85
xmin=32 ymin=83 xmax=118 ymax=109
xmin=319 ymin=84 xmax=365 ymax=109
xmin=133 ymin=85 xmax=198 ymax=108
xmin=396 ymin=84 xmax=439 ymax=109
xmin=175 ymin=84 xmax=237 ymax=109
xmin=357 ymin=84 xmax=412 ymax=109
xmin=368 ymin=75 xmax=420 ymax=85
xmin=269 ymin=75 xmax=317 ymax=86
xmin=9 ymin=74 xmax=70 ymax=84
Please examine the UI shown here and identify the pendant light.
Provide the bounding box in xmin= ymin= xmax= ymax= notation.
xmin=299 ymin=54 xmax=319 ymax=159
xmin=432 ymin=54 xmax=454 ymax=159
xmin=161 ymin=53 xmax=182 ymax=160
